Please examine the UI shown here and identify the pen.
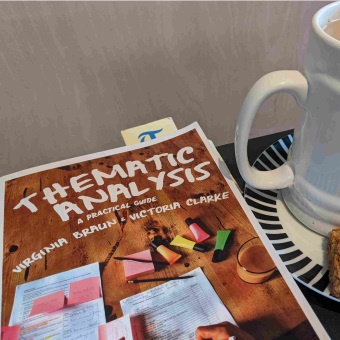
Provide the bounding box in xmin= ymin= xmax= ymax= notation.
xmin=114 ymin=256 xmax=169 ymax=265
xmin=127 ymin=275 xmax=194 ymax=284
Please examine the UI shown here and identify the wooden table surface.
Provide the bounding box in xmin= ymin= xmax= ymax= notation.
xmin=2 ymin=129 xmax=318 ymax=339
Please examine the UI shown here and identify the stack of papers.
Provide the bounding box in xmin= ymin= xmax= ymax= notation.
xmin=120 ymin=267 xmax=236 ymax=340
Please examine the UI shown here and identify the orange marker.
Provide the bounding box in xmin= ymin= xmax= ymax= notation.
xmin=150 ymin=237 xmax=181 ymax=265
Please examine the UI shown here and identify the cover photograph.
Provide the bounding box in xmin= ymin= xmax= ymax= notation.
xmin=0 ymin=123 xmax=328 ymax=339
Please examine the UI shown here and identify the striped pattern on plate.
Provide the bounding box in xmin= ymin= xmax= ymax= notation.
xmin=244 ymin=134 xmax=339 ymax=303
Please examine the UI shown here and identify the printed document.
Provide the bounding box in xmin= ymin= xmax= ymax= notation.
xmin=9 ymin=262 xmax=102 ymax=325
xmin=120 ymin=267 xmax=236 ymax=339
xmin=19 ymin=298 xmax=105 ymax=340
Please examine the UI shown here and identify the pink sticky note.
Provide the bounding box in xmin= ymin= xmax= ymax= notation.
xmin=67 ymin=276 xmax=101 ymax=306
xmin=29 ymin=290 xmax=65 ymax=316
xmin=1 ymin=325 xmax=21 ymax=340
xmin=123 ymin=250 xmax=155 ymax=281
xmin=98 ymin=314 xmax=136 ymax=340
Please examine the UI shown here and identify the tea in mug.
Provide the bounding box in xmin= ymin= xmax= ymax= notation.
xmin=323 ymin=19 xmax=340 ymax=41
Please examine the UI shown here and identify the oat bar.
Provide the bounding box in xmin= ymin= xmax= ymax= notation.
xmin=328 ymin=228 xmax=340 ymax=299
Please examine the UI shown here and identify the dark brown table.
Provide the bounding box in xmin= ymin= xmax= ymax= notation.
xmin=216 ymin=130 xmax=340 ymax=340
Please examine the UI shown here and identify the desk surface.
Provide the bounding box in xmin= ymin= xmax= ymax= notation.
xmin=216 ymin=130 xmax=340 ymax=340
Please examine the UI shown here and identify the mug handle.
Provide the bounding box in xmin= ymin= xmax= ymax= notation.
xmin=235 ymin=70 xmax=309 ymax=190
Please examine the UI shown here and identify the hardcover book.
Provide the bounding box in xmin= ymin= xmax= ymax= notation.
xmin=0 ymin=123 xmax=328 ymax=339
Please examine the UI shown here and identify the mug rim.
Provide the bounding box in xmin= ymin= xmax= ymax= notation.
xmin=313 ymin=1 xmax=340 ymax=50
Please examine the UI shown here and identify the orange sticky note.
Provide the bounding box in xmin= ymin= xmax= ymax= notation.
xmin=29 ymin=290 xmax=65 ymax=316
xmin=1 ymin=325 xmax=20 ymax=340
xmin=67 ymin=276 xmax=101 ymax=306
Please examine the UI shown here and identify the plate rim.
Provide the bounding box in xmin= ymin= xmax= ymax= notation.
xmin=243 ymin=133 xmax=340 ymax=303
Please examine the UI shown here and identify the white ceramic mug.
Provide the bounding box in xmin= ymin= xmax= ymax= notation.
xmin=235 ymin=2 xmax=340 ymax=237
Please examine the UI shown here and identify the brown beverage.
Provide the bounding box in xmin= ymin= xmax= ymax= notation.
xmin=237 ymin=238 xmax=276 ymax=284
xmin=323 ymin=19 xmax=340 ymax=41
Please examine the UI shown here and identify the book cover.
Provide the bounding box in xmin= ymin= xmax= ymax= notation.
xmin=0 ymin=123 xmax=328 ymax=339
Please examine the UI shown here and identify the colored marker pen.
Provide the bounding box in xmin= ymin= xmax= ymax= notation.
xmin=212 ymin=230 xmax=231 ymax=263
xmin=150 ymin=237 xmax=181 ymax=265
xmin=170 ymin=235 xmax=207 ymax=253
xmin=185 ymin=218 xmax=210 ymax=243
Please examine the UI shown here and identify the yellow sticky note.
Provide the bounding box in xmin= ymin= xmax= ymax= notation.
xmin=121 ymin=117 xmax=177 ymax=145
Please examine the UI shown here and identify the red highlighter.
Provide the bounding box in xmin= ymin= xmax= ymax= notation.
xmin=185 ymin=218 xmax=210 ymax=243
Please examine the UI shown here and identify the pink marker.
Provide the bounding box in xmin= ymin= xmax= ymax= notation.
xmin=185 ymin=218 xmax=210 ymax=243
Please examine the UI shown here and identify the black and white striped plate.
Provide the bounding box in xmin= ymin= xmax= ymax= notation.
xmin=244 ymin=134 xmax=339 ymax=302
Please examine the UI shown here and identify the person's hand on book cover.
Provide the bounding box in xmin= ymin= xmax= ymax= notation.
xmin=196 ymin=321 xmax=255 ymax=340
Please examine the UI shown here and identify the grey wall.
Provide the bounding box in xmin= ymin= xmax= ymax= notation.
xmin=0 ymin=1 xmax=329 ymax=176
